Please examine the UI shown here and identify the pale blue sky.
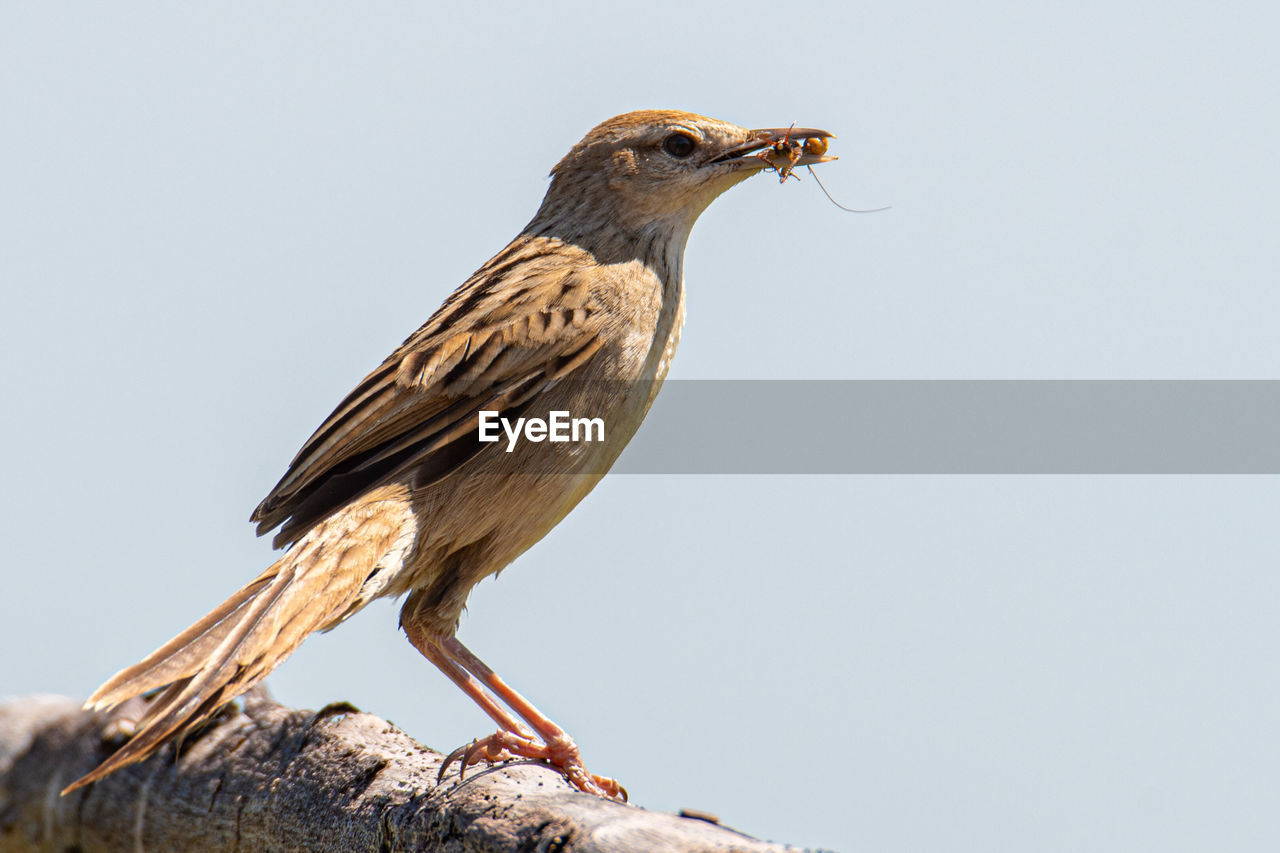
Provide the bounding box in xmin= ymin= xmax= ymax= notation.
xmin=3 ymin=3 xmax=1278 ymax=850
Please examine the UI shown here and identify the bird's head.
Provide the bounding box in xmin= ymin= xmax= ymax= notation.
xmin=528 ymin=110 xmax=833 ymax=252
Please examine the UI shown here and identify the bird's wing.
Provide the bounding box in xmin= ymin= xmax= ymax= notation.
xmin=251 ymin=260 xmax=605 ymax=547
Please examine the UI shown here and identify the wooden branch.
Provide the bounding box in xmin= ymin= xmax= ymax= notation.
xmin=0 ymin=690 xmax=806 ymax=852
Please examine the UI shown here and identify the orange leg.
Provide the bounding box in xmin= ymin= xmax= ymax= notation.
xmin=404 ymin=626 xmax=534 ymax=741
xmin=407 ymin=627 xmax=625 ymax=800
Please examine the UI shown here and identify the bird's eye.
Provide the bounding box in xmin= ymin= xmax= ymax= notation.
xmin=662 ymin=133 xmax=697 ymax=158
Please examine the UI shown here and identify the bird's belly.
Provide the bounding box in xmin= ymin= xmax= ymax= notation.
xmin=388 ymin=362 xmax=667 ymax=630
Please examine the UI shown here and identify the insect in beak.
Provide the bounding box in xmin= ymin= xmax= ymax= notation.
xmin=753 ymin=125 xmax=837 ymax=182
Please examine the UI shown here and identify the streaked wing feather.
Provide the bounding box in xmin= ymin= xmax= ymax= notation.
xmin=252 ymin=267 xmax=602 ymax=545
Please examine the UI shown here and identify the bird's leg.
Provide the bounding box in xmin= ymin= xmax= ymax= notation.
xmin=407 ymin=626 xmax=623 ymax=799
xmin=403 ymin=624 xmax=534 ymax=741
xmin=405 ymin=626 xmax=550 ymax=779
xmin=439 ymin=635 xmax=625 ymax=799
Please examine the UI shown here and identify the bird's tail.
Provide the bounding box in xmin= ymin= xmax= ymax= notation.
xmin=62 ymin=490 xmax=417 ymax=794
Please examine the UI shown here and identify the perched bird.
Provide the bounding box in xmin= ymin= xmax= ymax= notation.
xmin=64 ymin=110 xmax=835 ymax=798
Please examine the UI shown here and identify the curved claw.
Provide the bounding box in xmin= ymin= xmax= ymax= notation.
xmin=437 ymin=739 xmax=475 ymax=783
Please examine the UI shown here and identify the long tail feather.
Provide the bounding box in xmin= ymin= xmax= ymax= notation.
xmin=62 ymin=491 xmax=416 ymax=794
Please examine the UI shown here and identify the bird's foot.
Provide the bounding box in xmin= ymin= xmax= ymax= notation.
xmin=438 ymin=730 xmax=626 ymax=801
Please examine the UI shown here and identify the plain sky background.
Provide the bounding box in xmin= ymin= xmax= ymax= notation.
xmin=3 ymin=3 xmax=1278 ymax=850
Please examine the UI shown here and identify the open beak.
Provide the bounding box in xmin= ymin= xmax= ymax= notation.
xmin=709 ymin=126 xmax=838 ymax=171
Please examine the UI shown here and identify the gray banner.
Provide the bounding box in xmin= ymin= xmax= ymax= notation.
xmin=605 ymin=381 xmax=1280 ymax=473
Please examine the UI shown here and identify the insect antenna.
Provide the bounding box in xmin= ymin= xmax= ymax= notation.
xmin=808 ymin=166 xmax=891 ymax=213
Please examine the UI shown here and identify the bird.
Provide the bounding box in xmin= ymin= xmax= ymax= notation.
xmin=63 ymin=110 xmax=835 ymax=799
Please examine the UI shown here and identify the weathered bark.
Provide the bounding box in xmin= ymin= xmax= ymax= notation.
xmin=0 ymin=691 xmax=808 ymax=852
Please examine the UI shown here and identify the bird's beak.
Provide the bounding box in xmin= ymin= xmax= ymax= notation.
xmin=708 ymin=126 xmax=838 ymax=171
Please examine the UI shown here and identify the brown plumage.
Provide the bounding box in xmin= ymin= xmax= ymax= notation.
xmin=65 ymin=110 xmax=835 ymax=797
